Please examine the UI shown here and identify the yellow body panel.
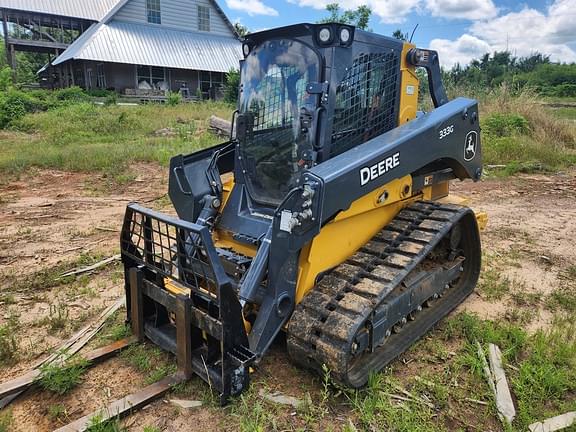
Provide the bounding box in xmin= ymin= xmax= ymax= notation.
xmin=398 ymin=42 xmax=420 ymax=125
xmin=295 ymin=176 xmax=434 ymax=303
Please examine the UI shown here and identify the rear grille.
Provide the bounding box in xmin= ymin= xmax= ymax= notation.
xmin=331 ymin=51 xmax=400 ymax=157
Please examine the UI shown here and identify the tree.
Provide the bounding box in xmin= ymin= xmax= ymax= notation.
xmin=234 ymin=22 xmax=249 ymax=37
xmin=392 ymin=29 xmax=409 ymax=41
xmin=224 ymin=68 xmax=240 ymax=104
xmin=318 ymin=3 xmax=372 ymax=31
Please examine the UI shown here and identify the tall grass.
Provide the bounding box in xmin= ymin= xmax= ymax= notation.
xmin=0 ymin=101 xmax=234 ymax=177
xmin=448 ymin=84 xmax=576 ymax=174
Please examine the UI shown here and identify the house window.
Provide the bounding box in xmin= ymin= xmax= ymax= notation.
xmin=137 ymin=65 xmax=166 ymax=89
xmin=96 ymin=64 xmax=106 ymax=89
xmin=199 ymin=71 xmax=224 ymax=98
xmin=146 ymin=0 xmax=161 ymax=24
xmin=198 ymin=5 xmax=210 ymax=31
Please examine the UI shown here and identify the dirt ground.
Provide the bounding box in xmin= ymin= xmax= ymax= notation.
xmin=0 ymin=166 xmax=575 ymax=431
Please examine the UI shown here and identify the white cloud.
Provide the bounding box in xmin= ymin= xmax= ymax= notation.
xmin=287 ymin=0 xmax=420 ymax=24
xmin=429 ymin=34 xmax=491 ymax=68
xmin=429 ymin=0 xmax=576 ymax=68
xmin=426 ymin=0 xmax=498 ymax=20
xmin=225 ymin=0 xmax=278 ymax=16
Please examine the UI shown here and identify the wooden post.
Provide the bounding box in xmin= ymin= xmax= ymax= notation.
xmin=2 ymin=9 xmax=15 ymax=83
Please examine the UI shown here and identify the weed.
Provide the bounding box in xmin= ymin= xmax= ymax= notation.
xmin=0 ymin=293 xmax=16 ymax=304
xmin=86 ymin=413 xmax=125 ymax=432
xmin=231 ymin=389 xmax=275 ymax=432
xmin=346 ymin=373 xmax=442 ymax=431
xmin=477 ymin=268 xmax=510 ymax=300
xmin=545 ymin=286 xmax=576 ymax=313
xmin=145 ymin=364 xmax=177 ymax=385
xmin=559 ymin=264 xmax=576 ymax=281
xmin=510 ymin=289 xmax=542 ymax=307
xmin=0 ymin=313 xmax=19 ymax=365
xmin=37 ymin=357 xmax=89 ymax=395
xmin=107 ymin=324 xmax=131 ymax=342
xmin=120 ymin=343 xmax=175 ymax=385
xmin=48 ymin=404 xmax=67 ymax=421
xmin=143 ymin=427 xmax=161 ymax=432
xmin=48 ymin=302 xmax=69 ymax=333
xmin=0 ymin=409 xmax=12 ymax=432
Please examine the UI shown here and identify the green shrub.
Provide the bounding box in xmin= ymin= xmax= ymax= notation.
xmin=166 ymin=91 xmax=182 ymax=106
xmin=53 ymin=86 xmax=90 ymax=102
xmin=104 ymin=92 xmax=118 ymax=106
xmin=482 ymin=113 xmax=530 ymax=137
xmin=0 ymin=66 xmax=12 ymax=92
xmin=0 ymin=89 xmax=43 ymax=128
xmin=224 ymin=68 xmax=240 ymax=104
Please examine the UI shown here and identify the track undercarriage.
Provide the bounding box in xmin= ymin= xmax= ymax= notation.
xmin=287 ymin=201 xmax=481 ymax=387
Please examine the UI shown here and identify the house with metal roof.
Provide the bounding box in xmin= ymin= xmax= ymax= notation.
xmin=1 ymin=0 xmax=242 ymax=98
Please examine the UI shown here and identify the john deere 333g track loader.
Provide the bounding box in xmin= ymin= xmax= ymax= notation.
xmin=120 ymin=23 xmax=483 ymax=403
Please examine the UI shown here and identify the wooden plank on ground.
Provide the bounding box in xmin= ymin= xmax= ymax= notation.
xmin=529 ymin=412 xmax=576 ymax=432
xmin=0 ymin=337 xmax=135 ymax=399
xmin=60 ymin=254 xmax=121 ymax=278
xmin=0 ymin=297 xmax=125 ymax=408
xmin=209 ymin=115 xmax=232 ymax=136
xmin=488 ymin=343 xmax=516 ymax=424
xmin=54 ymin=374 xmax=185 ymax=432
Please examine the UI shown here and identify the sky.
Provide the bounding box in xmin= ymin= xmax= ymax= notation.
xmin=219 ymin=0 xmax=576 ymax=68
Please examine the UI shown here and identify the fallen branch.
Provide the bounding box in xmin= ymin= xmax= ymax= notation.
xmin=60 ymin=254 xmax=120 ymax=278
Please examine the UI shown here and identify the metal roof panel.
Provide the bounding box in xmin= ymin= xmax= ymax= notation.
xmin=52 ymin=21 xmax=242 ymax=73
xmin=0 ymin=0 xmax=122 ymax=21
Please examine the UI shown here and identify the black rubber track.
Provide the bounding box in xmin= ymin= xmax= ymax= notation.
xmin=286 ymin=201 xmax=481 ymax=388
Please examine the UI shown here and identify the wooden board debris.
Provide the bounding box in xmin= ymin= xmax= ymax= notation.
xmin=529 ymin=412 xmax=576 ymax=432
xmin=60 ymin=254 xmax=121 ymax=278
xmin=55 ymin=375 xmax=184 ymax=432
xmin=0 ymin=297 xmax=125 ymax=408
xmin=488 ymin=343 xmax=516 ymax=424
xmin=209 ymin=115 xmax=232 ymax=136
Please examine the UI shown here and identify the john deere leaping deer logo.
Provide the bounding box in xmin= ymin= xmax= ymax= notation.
xmin=464 ymin=131 xmax=478 ymax=161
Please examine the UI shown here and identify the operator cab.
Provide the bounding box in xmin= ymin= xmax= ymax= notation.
xmin=234 ymin=23 xmax=405 ymax=208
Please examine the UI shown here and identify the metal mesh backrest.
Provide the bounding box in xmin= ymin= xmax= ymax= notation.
xmin=121 ymin=209 xmax=218 ymax=296
xmin=330 ymin=52 xmax=400 ymax=157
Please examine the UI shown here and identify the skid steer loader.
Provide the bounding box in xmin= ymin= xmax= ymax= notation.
xmin=120 ymin=23 xmax=483 ymax=403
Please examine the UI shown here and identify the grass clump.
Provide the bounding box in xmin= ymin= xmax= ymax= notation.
xmin=37 ymin=357 xmax=90 ymax=395
xmin=348 ymin=374 xmax=442 ymax=431
xmin=0 ymin=410 xmax=13 ymax=432
xmin=477 ymin=267 xmax=511 ymax=301
xmin=0 ymin=314 xmax=20 ymax=365
xmin=86 ymin=414 xmax=125 ymax=432
xmin=120 ymin=343 xmax=176 ymax=384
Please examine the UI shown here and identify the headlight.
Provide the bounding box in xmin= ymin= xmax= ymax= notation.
xmin=318 ymin=27 xmax=332 ymax=43
xmin=242 ymin=43 xmax=250 ymax=56
xmin=339 ymin=28 xmax=351 ymax=44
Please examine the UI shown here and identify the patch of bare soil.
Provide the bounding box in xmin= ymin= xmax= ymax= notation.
xmin=453 ymin=169 xmax=576 ymax=331
xmin=0 ymin=167 xmax=574 ymax=431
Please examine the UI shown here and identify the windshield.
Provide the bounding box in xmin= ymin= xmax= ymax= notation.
xmin=238 ymin=39 xmax=319 ymax=205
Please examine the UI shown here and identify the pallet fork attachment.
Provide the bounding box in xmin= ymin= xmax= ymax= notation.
xmin=120 ymin=204 xmax=256 ymax=404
